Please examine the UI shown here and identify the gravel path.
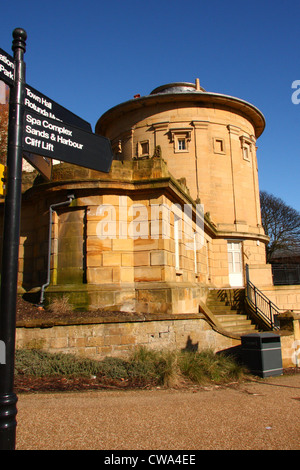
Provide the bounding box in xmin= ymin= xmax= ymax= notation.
xmin=15 ymin=374 xmax=300 ymax=450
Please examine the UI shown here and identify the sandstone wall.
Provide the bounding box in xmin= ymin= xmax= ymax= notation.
xmin=16 ymin=314 xmax=240 ymax=360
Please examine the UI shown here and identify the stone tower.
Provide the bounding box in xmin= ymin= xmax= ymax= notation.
xmin=95 ymin=80 xmax=269 ymax=289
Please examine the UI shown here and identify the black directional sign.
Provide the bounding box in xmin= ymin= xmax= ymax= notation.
xmin=24 ymin=84 xmax=92 ymax=132
xmin=0 ymin=48 xmax=14 ymax=86
xmin=23 ymin=110 xmax=113 ymax=173
xmin=23 ymin=85 xmax=92 ymax=179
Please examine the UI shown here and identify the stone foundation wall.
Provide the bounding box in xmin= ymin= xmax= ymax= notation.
xmin=260 ymin=285 xmax=300 ymax=311
xmin=279 ymin=334 xmax=299 ymax=368
xmin=16 ymin=312 xmax=300 ymax=368
xmin=16 ymin=315 xmax=240 ymax=361
xmin=44 ymin=282 xmax=208 ymax=315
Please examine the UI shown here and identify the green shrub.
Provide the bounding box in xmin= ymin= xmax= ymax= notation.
xmin=129 ymin=346 xmax=181 ymax=386
xmin=15 ymin=349 xmax=102 ymax=377
xmin=15 ymin=347 xmax=246 ymax=386
xmin=178 ymin=349 xmax=245 ymax=384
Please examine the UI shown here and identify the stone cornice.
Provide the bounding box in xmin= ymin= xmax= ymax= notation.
xmin=96 ymin=91 xmax=265 ymax=138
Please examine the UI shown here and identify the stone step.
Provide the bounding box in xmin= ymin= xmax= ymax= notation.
xmin=207 ymin=289 xmax=244 ymax=297
xmin=216 ymin=318 xmax=252 ymax=328
xmin=207 ymin=303 xmax=243 ymax=313
xmin=207 ymin=291 xmax=245 ymax=305
xmin=219 ymin=322 xmax=255 ymax=333
xmin=206 ymin=300 xmax=232 ymax=307
xmin=232 ymin=326 xmax=257 ymax=335
xmin=215 ymin=314 xmax=248 ymax=323
xmin=207 ymin=307 xmax=245 ymax=316
xmin=219 ymin=322 xmax=256 ymax=333
xmin=206 ymin=288 xmax=258 ymax=336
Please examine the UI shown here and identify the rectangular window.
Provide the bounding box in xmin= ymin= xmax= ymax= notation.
xmin=178 ymin=138 xmax=186 ymax=151
xmin=216 ymin=139 xmax=223 ymax=152
xmin=243 ymin=145 xmax=249 ymax=160
xmin=193 ymin=232 xmax=198 ymax=274
xmin=213 ymin=137 xmax=226 ymax=154
xmin=240 ymin=136 xmax=252 ymax=161
xmin=170 ymin=128 xmax=191 ymax=153
xmin=141 ymin=141 xmax=149 ymax=155
xmin=136 ymin=140 xmax=150 ymax=158
xmin=174 ymin=216 xmax=180 ymax=270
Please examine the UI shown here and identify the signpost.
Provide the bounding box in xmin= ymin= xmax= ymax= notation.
xmin=0 ymin=48 xmax=14 ymax=87
xmin=0 ymin=28 xmax=27 ymax=451
xmin=0 ymin=28 xmax=113 ymax=450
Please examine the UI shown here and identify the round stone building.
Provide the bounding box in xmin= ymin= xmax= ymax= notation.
xmin=95 ymin=80 xmax=270 ymax=290
xmin=2 ymin=79 xmax=273 ymax=316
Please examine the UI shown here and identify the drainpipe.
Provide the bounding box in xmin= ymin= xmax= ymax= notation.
xmin=39 ymin=194 xmax=75 ymax=306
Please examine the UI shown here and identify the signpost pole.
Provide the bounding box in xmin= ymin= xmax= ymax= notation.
xmin=0 ymin=28 xmax=27 ymax=450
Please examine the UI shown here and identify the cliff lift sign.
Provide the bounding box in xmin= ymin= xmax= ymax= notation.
xmin=22 ymin=84 xmax=94 ymax=178
xmin=0 ymin=29 xmax=114 ymax=451
xmin=23 ymin=110 xmax=113 ymax=172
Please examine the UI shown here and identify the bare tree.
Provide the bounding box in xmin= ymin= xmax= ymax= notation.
xmin=260 ymin=190 xmax=300 ymax=262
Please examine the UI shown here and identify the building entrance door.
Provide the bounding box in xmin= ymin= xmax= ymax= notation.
xmin=227 ymin=241 xmax=244 ymax=287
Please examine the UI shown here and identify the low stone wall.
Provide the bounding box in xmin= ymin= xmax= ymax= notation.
xmin=260 ymin=285 xmax=300 ymax=311
xmin=16 ymin=314 xmax=240 ymax=360
xmin=277 ymin=311 xmax=300 ymax=368
xmin=279 ymin=334 xmax=299 ymax=368
xmin=16 ymin=312 xmax=300 ymax=369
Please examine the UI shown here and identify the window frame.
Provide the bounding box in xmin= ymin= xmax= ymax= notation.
xmin=170 ymin=128 xmax=192 ymax=154
xmin=136 ymin=140 xmax=150 ymax=159
xmin=177 ymin=138 xmax=187 ymax=151
xmin=213 ymin=137 xmax=226 ymax=155
xmin=240 ymin=136 xmax=252 ymax=162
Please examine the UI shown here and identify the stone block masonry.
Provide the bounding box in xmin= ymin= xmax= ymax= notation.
xmin=16 ymin=314 xmax=240 ymax=361
xmin=16 ymin=313 xmax=300 ymax=368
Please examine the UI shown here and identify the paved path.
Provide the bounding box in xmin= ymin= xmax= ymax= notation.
xmin=15 ymin=374 xmax=300 ymax=450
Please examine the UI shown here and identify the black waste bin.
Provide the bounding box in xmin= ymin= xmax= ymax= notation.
xmin=241 ymin=332 xmax=283 ymax=378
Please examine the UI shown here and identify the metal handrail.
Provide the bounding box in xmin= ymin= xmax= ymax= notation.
xmin=245 ymin=263 xmax=281 ymax=330
xmin=246 ymin=279 xmax=280 ymax=330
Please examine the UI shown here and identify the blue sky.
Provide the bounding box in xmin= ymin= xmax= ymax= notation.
xmin=1 ymin=0 xmax=300 ymax=211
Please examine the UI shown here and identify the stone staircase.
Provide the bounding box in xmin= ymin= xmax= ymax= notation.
xmin=205 ymin=289 xmax=257 ymax=337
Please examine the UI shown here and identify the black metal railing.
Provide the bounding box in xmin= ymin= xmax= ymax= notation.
xmin=245 ymin=264 xmax=280 ymax=330
xmin=245 ymin=279 xmax=280 ymax=330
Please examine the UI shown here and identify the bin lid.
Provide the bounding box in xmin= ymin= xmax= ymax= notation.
xmin=241 ymin=332 xmax=279 ymax=339
xmin=241 ymin=332 xmax=281 ymax=346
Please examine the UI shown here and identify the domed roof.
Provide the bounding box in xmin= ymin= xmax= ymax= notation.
xmin=96 ymin=79 xmax=265 ymax=138
xmin=150 ymin=81 xmax=206 ymax=95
